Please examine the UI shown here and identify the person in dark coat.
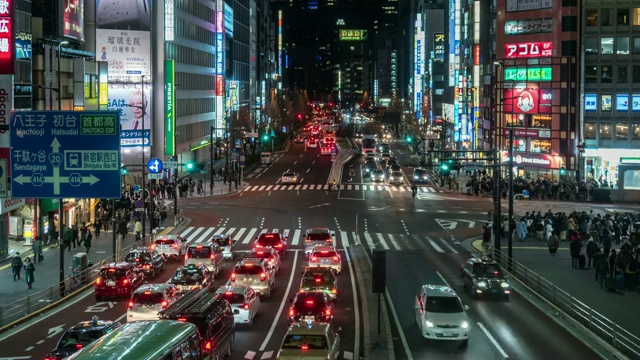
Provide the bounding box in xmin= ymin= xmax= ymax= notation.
xmin=609 ymin=249 xmax=618 ymax=278
xmin=83 ymin=231 xmax=93 ymax=254
xmin=570 ymin=238 xmax=583 ymax=268
xmin=11 ymin=253 xmax=23 ymax=281
xmin=24 ymin=257 xmax=35 ymax=289
xmin=593 ymin=251 xmax=608 ymax=288
xmin=586 ymin=238 xmax=599 ymax=268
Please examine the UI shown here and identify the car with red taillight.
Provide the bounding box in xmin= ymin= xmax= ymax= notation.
xmin=287 ymin=291 xmax=335 ymax=325
xmin=308 ymin=247 xmax=342 ymax=274
xmin=242 ymin=247 xmax=281 ymax=273
xmin=124 ymin=247 xmax=165 ymax=278
xmin=151 ymin=235 xmax=187 ymax=261
xmin=184 ymin=243 xmax=225 ymax=277
xmin=127 ymin=284 xmax=179 ymax=322
xmin=300 ymin=266 xmax=339 ymax=301
xmin=216 ymin=285 xmax=261 ymax=326
xmin=230 ymin=259 xmax=275 ymax=298
xmin=170 ymin=264 xmax=213 ymax=294
xmin=44 ymin=317 xmax=121 ymax=360
xmin=277 ymin=322 xmax=342 ymax=360
xmin=94 ymin=262 xmax=144 ymax=301
xmin=304 ymin=228 xmax=336 ymax=257
xmin=254 ymin=232 xmax=287 ymax=258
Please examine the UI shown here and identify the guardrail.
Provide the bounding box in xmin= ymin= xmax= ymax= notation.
xmin=0 ymin=236 xmax=154 ymax=330
xmin=491 ymin=249 xmax=640 ymax=359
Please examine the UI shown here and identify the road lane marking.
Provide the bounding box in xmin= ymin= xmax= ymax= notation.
xmin=291 ymin=229 xmax=301 ymax=245
xmin=375 ymin=233 xmax=390 ymax=250
xmin=282 ymin=229 xmax=290 ymax=241
xmin=259 ymin=251 xmax=299 ymax=351
xmin=258 ymin=185 xmax=266 ymax=191
xmin=302 ymin=185 xmax=308 ymax=190
xmin=194 ymin=227 xmax=215 ymax=243
xmin=261 ymin=351 xmax=273 ymax=359
xmin=295 ymin=185 xmax=302 ymax=190
xmin=244 ymin=351 xmax=256 ymax=359
xmin=427 ymin=237 xmax=444 ymax=253
xmin=181 ymin=227 xmax=196 ymax=237
xmin=344 ymin=248 xmax=360 ymax=360
xmin=234 ymin=228 xmax=247 ymax=242
xmin=265 ymin=185 xmax=273 ymax=191
xmin=388 ymin=234 xmax=401 ymax=250
xmin=226 ymin=227 xmax=235 ymax=236
xmin=478 ymin=322 xmax=510 ymax=358
xmin=242 ymin=228 xmax=258 ymax=244
xmin=436 ymin=270 xmax=450 ymax=287
xmin=438 ymin=237 xmax=459 ymax=254
xmin=385 ymin=287 xmax=413 ymax=360
xmin=260 ymin=229 xmax=268 ymax=235
xmin=363 ymin=232 xmax=375 ymax=250
xmin=340 ymin=231 xmax=350 ymax=248
xmin=214 ymin=227 xmax=225 ymax=236
xmin=188 ymin=227 xmax=206 ymax=243
xmin=272 ymin=185 xmax=280 ymax=190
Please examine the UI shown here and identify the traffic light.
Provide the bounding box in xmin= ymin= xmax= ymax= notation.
xmin=297 ymin=114 xmax=302 ymax=120
xmin=560 ymin=166 xmax=566 ymax=175
xmin=440 ymin=163 xmax=449 ymax=171
xmin=406 ymin=136 xmax=412 ymax=143
xmin=185 ymin=162 xmax=196 ymax=172
xmin=120 ymin=167 xmax=128 ymax=175
xmin=262 ymin=134 xmax=269 ymax=142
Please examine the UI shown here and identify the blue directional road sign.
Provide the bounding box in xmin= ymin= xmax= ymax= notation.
xmin=10 ymin=111 xmax=121 ymax=199
xmin=147 ymin=158 xmax=163 ymax=174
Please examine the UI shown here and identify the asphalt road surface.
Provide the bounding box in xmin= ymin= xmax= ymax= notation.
xmin=0 ymin=134 xmax=602 ymax=360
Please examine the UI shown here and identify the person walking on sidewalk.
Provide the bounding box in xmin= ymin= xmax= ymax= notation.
xmin=83 ymin=231 xmax=93 ymax=254
xmin=94 ymin=219 xmax=102 ymax=239
xmin=547 ymin=231 xmax=560 ymax=255
xmin=63 ymin=226 xmax=75 ymax=251
xmin=32 ymin=237 xmax=43 ymax=263
xmin=586 ymin=237 xmax=599 ymax=268
xmin=24 ymin=257 xmax=35 ymax=289
xmin=570 ymin=236 xmax=583 ymax=269
xmin=516 ymin=218 xmax=528 ymax=242
xmin=594 ymin=251 xmax=608 ymax=288
xmin=11 ymin=253 xmax=23 ymax=281
xmin=79 ymin=222 xmax=88 ymax=248
xmin=134 ymin=219 xmax=142 ymax=241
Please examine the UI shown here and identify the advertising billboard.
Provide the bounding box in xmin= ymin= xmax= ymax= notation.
xmin=503 ymin=88 xmax=539 ymax=114
xmin=229 ymin=80 xmax=239 ymax=111
xmin=165 ymin=60 xmax=175 ymax=156
xmin=224 ymin=2 xmax=233 ymax=38
xmin=434 ymin=33 xmax=445 ymax=63
xmin=616 ymin=94 xmax=629 ymax=111
xmin=506 ymin=0 xmax=553 ymax=12
xmin=15 ymin=31 xmax=31 ymax=60
xmin=0 ymin=0 xmax=14 ymax=75
xmin=633 ymin=94 xmax=640 ymax=111
xmin=504 ymin=66 xmax=552 ymax=81
xmin=505 ymin=18 xmax=553 ymax=35
xmin=339 ymin=29 xmax=367 ymax=41
xmin=585 ymin=94 xmax=597 ymax=111
xmin=61 ymin=0 xmax=84 ymax=41
xmin=165 ymin=0 xmax=174 ymax=41
xmin=505 ymin=42 xmax=553 ymax=58
xmin=96 ymin=0 xmax=152 ymax=147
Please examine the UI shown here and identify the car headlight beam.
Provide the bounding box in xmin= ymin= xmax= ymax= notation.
xmin=425 ymin=320 xmax=434 ymax=328
xmin=461 ymin=321 xmax=469 ymax=329
xmin=477 ymin=281 xmax=487 ymax=288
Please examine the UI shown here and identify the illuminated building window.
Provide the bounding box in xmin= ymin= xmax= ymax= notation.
xmin=617 ymin=37 xmax=629 ymax=54
xmin=632 ymin=124 xmax=640 ymax=140
xmin=601 ymin=37 xmax=614 ymax=54
xmin=585 ymin=38 xmax=598 ymax=54
xmin=618 ymin=8 xmax=630 ymax=25
xmin=585 ymin=66 xmax=597 ymax=83
xmin=586 ymin=9 xmax=598 ymax=26
xmin=600 ymin=123 xmax=612 ymax=140
xmin=601 ymin=95 xmax=612 ymax=112
xmin=585 ymin=123 xmax=597 ymax=140
xmin=633 ymin=8 xmax=640 ymax=25
xmin=616 ymin=123 xmax=628 ymax=140
xmin=601 ymin=66 xmax=613 ymax=83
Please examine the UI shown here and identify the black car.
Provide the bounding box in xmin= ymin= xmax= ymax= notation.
xmin=170 ymin=264 xmax=213 ymax=294
xmin=412 ymin=168 xmax=429 ymax=183
xmin=363 ymin=159 xmax=377 ymax=176
xmin=460 ymin=255 xmax=512 ymax=300
xmin=254 ymin=232 xmax=287 ymax=258
xmin=45 ymin=317 xmax=121 ymax=359
xmin=288 ymin=291 xmax=335 ymax=325
xmin=124 ymin=247 xmax=165 ymax=278
xmin=160 ymin=288 xmax=235 ymax=360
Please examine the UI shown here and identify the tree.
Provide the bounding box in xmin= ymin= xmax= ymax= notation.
xmin=266 ymin=89 xmax=282 ymax=130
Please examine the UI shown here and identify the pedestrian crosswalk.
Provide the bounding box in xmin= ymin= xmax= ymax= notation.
xmin=242 ymin=184 xmax=442 ymax=192
xmin=178 ymin=226 xmax=463 ymax=254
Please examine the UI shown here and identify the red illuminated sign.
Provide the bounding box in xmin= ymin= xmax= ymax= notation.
xmin=503 ymin=88 xmax=539 ymax=114
xmin=0 ymin=0 xmax=13 ymax=74
xmin=216 ymin=75 xmax=224 ymax=96
xmin=473 ymin=45 xmax=480 ymax=65
xmin=61 ymin=0 xmax=84 ymax=41
xmin=505 ymin=42 xmax=552 ymax=58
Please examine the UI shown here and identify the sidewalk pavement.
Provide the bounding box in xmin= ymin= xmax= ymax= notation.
xmin=470 ymin=238 xmax=640 ymax=338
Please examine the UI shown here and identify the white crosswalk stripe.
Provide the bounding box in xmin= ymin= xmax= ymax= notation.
xmin=172 ymin=227 xmax=462 ymax=254
xmin=243 ymin=184 xmax=438 ymax=193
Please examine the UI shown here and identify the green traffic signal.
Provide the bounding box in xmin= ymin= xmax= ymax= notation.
xmin=406 ymin=136 xmax=412 ymax=143
xmin=120 ymin=167 xmax=128 ymax=175
xmin=262 ymin=134 xmax=269 ymax=141
xmin=441 ymin=163 xmax=449 ymax=171
xmin=560 ymin=166 xmax=566 ymax=175
xmin=185 ymin=162 xmax=196 ymax=171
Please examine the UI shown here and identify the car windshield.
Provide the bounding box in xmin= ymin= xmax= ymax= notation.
xmin=173 ymin=268 xmax=205 ymax=281
xmin=221 ymin=292 xmax=245 ymax=304
xmin=187 ymin=246 xmax=211 ymax=258
xmin=214 ymin=238 xmax=231 ymax=247
xmin=99 ymin=268 xmax=125 ymax=280
xmin=125 ymin=252 xmax=152 ymax=262
xmin=391 ymin=171 xmax=402 ymax=177
xmin=235 ymin=264 xmax=263 ymax=275
xmin=473 ymin=263 xmax=502 ymax=277
xmin=155 ymin=239 xmax=176 ymax=245
xmin=282 ymin=335 xmax=328 ymax=350
xmin=132 ymin=292 xmax=164 ymax=305
xmin=283 ymin=173 xmax=295 ymax=177
xmin=58 ymin=330 xmax=105 ymax=350
xmin=415 ymin=170 xmax=426 ymax=176
xmin=425 ymin=296 xmax=463 ymax=313
xmin=307 ymin=233 xmax=331 ymax=241
xmin=373 ymin=170 xmax=384 ymax=175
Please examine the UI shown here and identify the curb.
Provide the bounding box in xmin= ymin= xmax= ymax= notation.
xmin=460 ymin=236 xmax=629 ymax=360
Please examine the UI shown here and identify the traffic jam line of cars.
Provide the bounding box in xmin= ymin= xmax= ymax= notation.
xmin=46 ymin=228 xmax=349 ymax=359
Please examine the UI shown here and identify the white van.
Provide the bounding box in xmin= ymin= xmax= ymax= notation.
xmin=261 ymin=152 xmax=272 ymax=165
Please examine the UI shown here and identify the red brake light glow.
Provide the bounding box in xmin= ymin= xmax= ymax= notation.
xmin=301 ymin=344 xmax=309 ymax=351
xmin=332 ymin=288 xmax=337 ymax=294
xmin=333 ymin=256 xmax=340 ymax=262
xmin=75 ymin=344 xmax=83 ymax=350
xmin=257 ymin=251 xmax=264 ymax=255
xmin=310 ymin=256 xmax=317 ymax=262
xmin=225 ymin=291 xmax=233 ymax=296
xmin=315 ymin=278 xmax=322 ymax=283
xmin=135 ymin=258 xmax=140 ymax=262
xmin=205 ymin=341 xmax=212 ymax=350
xmin=265 ymin=234 xmax=274 ymax=238
xmin=178 ymin=318 xmax=187 ymax=322
xmin=96 ymin=278 xmax=102 ymax=285
xmin=196 ymin=245 xmax=202 ymax=248
xmin=321 ymin=251 xmax=328 ymax=254
xmin=305 ymin=300 xmax=314 ymax=305
xmin=325 ymin=309 xmax=331 ymax=316
xmin=260 ymin=272 xmax=267 ymax=281
xmin=243 ymin=303 xmax=250 ymax=310
xmin=161 ymin=300 xmax=168 ymax=308
xmin=144 ymin=291 xmax=151 ymax=295
xmin=122 ymin=279 xmax=129 ymax=285
xmin=230 ymin=273 xmax=236 ymax=281
xmin=289 ymin=308 xmax=295 ymax=316
xmin=128 ymin=301 xmax=134 ymax=308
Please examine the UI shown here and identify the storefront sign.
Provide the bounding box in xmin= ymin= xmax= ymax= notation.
xmin=505 ymin=66 xmax=552 ymax=81
xmin=616 ymin=94 xmax=628 ymax=111
xmin=0 ymin=0 xmax=14 ymax=75
xmin=505 ymin=17 xmax=553 ymax=35
xmin=506 ymin=0 xmax=552 ymax=12
xmin=165 ymin=0 xmax=174 ymax=41
xmin=434 ymin=33 xmax=445 ymax=63
xmin=503 ymin=88 xmax=539 ymax=114
xmin=473 ymin=44 xmax=480 ymax=65
xmin=633 ymin=94 xmax=640 ymax=111
xmin=585 ymin=94 xmax=597 ymax=111
xmin=61 ymin=0 xmax=84 ymax=41
xmin=339 ymin=29 xmax=367 ymax=41
xmin=505 ymin=42 xmax=553 ymax=58
xmin=224 ymin=2 xmax=233 ymax=38
xmin=502 ymin=152 xmax=553 ymax=168
xmin=164 ymin=59 xmax=175 ymax=156
xmin=531 ymin=114 xmax=552 ymax=128
xmin=15 ymin=31 xmax=31 ymax=60
xmin=538 ymin=130 xmax=551 ymax=138
xmin=215 ymin=33 xmax=224 ymax=74
xmin=504 ymin=128 xmax=539 ymax=137
xmin=0 ymin=195 xmax=25 ymax=214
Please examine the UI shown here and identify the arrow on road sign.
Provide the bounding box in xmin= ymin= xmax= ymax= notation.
xmin=51 ymin=137 xmax=61 ymax=152
xmin=47 ymin=324 xmax=66 ymax=338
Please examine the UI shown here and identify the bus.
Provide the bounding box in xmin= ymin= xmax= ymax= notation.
xmin=66 ymin=320 xmax=210 ymax=360
xmin=361 ymin=135 xmax=376 ymax=155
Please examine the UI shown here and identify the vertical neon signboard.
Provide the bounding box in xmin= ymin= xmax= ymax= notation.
xmin=165 ymin=59 xmax=175 ymax=156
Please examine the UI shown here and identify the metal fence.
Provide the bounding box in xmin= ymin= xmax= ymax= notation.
xmin=0 ymin=236 xmax=152 ymax=330
xmin=492 ymin=249 xmax=640 ymax=360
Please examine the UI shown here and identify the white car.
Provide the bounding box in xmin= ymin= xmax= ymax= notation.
xmin=230 ymin=259 xmax=276 ymax=298
xmin=320 ymin=147 xmax=332 ymax=155
xmin=151 ymin=235 xmax=188 ymax=261
xmin=389 ymin=170 xmax=404 ymax=185
xmin=216 ymin=285 xmax=261 ymax=325
xmin=281 ymin=172 xmax=299 ymax=185
xmin=309 ymin=247 xmax=342 ymax=274
xmin=304 ymin=228 xmax=336 ymax=257
xmin=307 ymin=140 xmax=318 ymax=148
xmin=127 ymin=284 xmax=179 ymax=322
xmin=212 ymin=234 xmax=236 ymax=260
xmin=415 ymin=285 xmax=470 ymax=346
xmin=184 ymin=243 xmax=225 ymax=278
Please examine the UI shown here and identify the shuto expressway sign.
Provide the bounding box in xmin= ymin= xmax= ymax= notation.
xmin=10 ymin=111 xmax=121 ymax=198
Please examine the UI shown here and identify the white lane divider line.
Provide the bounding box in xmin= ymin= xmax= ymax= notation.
xmin=478 ymin=322 xmax=510 ymax=358
xmin=427 ymin=237 xmax=444 ymax=253
xmin=242 ymin=228 xmax=258 ymax=244
xmin=291 ymin=229 xmax=302 ymax=246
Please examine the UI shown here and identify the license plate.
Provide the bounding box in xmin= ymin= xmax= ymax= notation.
xmin=180 ymin=285 xmax=191 ymax=291
xmin=305 ymin=316 xmax=315 ymax=321
xmin=106 ymin=280 xmax=116 ymax=287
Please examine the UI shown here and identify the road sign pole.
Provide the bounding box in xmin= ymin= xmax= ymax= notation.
xmin=112 ymin=199 xmax=116 ymax=261
xmin=141 ymin=75 xmax=146 ymax=242
xmin=58 ymin=199 xmax=65 ymax=297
